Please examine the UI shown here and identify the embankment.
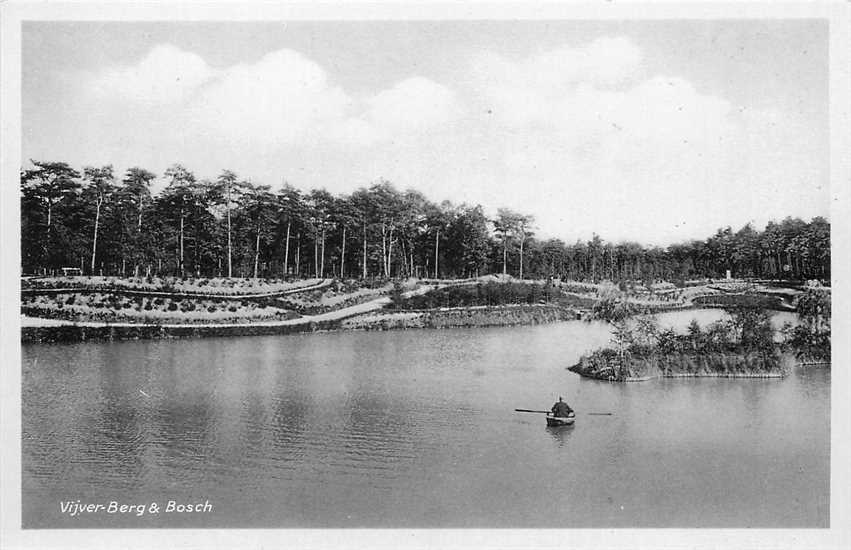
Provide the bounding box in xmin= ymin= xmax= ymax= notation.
xmin=21 ymin=318 xmax=342 ymax=344
xmin=342 ymin=304 xmax=578 ymax=330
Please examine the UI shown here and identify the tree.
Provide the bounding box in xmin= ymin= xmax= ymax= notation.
xmin=424 ymin=201 xmax=452 ymax=279
xmin=241 ymin=183 xmax=277 ymax=278
xmin=305 ymin=189 xmax=336 ymax=278
xmin=161 ymin=164 xmax=198 ymax=277
xmin=725 ymin=305 xmax=775 ymax=353
xmin=332 ymin=194 xmax=359 ymax=278
xmin=209 ymin=170 xmax=249 ymax=278
xmin=276 ymin=183 xmax=303 ymax=277
xmin=82 ymin=165 xmax=115 ymax=274
xmin=446 ymin=205 xmax=490 ymax=277
xmin=367 ymin=181 xmax=406 ymax=278
xmin=784 ymin=283 xmax=831 ymax=361
xmin=493 ymin=208 xmax=519 ymax=276
xmin=21 ymin=161 xmax=81 ymax=272
xmin=120 ymin=167 xmax=156 ymax=276
xmin=515 ymin=213 xmax=535 ymax=280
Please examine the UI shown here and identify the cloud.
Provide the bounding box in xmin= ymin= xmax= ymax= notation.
xmin=332 ymin=76 xmax=462 ymax=146
xmin=89 ymin=44 xmax=217 ymax=103
xmin=464 ymin=37 xmax=824 ymax=244
xmin=86 ymin=44 xmax=464 ymax=158
xmin=70 ymin=39 xmax=825 ymax=245
xmin=473 ymin=36 xmax=643 ymax=127
xmin=186 ymin=49 xmax=353 ymax=150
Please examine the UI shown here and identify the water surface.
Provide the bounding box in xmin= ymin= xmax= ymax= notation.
xmin=22 ymin=310 xmax=829 ymax=527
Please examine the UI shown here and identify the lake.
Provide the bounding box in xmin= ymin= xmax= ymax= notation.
xmin=21 ymin=309 xmax=829 ymax=527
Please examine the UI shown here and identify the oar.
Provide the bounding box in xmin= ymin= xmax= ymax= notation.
xmin=515 ymin=409 xmax=613 ymax=416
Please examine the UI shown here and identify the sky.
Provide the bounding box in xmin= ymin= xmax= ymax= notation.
xmin=22 ymin=20 xmax=829 ymax=246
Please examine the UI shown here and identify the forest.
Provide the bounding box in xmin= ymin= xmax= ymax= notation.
xmin=21 ymin=161 xmax=831 ymax=283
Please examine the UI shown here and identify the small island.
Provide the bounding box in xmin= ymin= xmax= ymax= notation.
xmin=569 ymin=284 xmax=831 ymax=381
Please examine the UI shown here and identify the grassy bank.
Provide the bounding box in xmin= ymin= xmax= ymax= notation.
xmin=390 ymin=281 xmax=595 ymax=310
xmin=343 ymin=304 xmax=578 ymax=331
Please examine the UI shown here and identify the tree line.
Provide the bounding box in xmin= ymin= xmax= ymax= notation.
xmin=20 ymin=160 xmax=831 ymax=282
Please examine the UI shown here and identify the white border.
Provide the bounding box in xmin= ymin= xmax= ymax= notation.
xmin=2 ymin=2 xmax=849 ymax=549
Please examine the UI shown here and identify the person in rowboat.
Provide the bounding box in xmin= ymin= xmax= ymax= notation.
xmin=551 ymin=396 xmax=574 ymax=418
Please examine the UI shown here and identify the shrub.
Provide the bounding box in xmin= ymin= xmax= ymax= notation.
xmin=167 ymin=302 xmax=178 ymax=311
xmin=154 ymin=297 xmax=165 ymax=306
xmin=228 ymin=305 xmax=238 ymax=312
xmin=207 ymin=306 xmax=217 ymax=313
xmin=65 ymin=295 xmax=76 ymax=305
xmin=592 ymin=285 xmax=635 ymax=322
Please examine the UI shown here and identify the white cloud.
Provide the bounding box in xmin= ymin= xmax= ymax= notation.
xmin=70 ymin=39 xmax=825 ymax=245
xmin=186 ymin=49 xmax=353 ymax=150
xmin=332 ymin=76 xmax=462 ymax=146
xmin=473 ymin=36 xmax=643 ymax=127
xmin=463 ymin=38 xmax=824 ymax=244
xmin=90 ymin=44 xmax=217 ymax=103
xmin=88 ymin=45 xmax=462 ymax=154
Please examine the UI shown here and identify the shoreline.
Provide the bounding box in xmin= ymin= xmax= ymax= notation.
xmin=21 ymin=303 xmax=579 ymax=343
xmin=596 ymin=372 xmax=786 ymax=382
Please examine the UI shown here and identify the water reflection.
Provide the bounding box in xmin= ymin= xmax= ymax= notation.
xmin=546 ymin=424 xmax=575 ymax=447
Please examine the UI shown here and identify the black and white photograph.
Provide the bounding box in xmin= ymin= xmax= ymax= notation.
xmin=1 ymin=1 xmax=849 ymax=549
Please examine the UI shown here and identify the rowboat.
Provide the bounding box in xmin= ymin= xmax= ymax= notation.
xmin=546 ymin=413 xmax=575 ymax=427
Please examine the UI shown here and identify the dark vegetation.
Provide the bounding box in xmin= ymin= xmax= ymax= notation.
xmin=389 ymin=282 xmax=594 ymax=310
xmin=22 ymin=160 xmax=829 ymax=283
xmin=782 ymin=285 xmax=831 ymax=362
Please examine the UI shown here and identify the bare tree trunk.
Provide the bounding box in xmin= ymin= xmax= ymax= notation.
xmin=179 ymin=209 xmax=185 ymax=278
xmin=227 ymin=208 xmax=232 ymax=278
xmin=362 ymin=222 xmax=367 ymax=279
xmin=503 ymin=238 xmax=507 ymax=275
xmin=135 ymin=202 xmax=143 ymax=278
xmin=387 ymin=227 xmax=394 ymax=277
xmin=314 ymin=234 xmax=319 ymax=278
xmin=283 ymin=220 xmax=291 ymax=277
xmin=340 ymin=226 xmax=346 ymax=278
xmin=519 ymin=236 xmax=524 ymax=280
xmin=295 ymin=233 xmax=301 ymax=277
xmin=320 ymin=226 xmax=326 ymax=278
xmin=434 ymin=228 xmax=439 ymax=279
xmin=253 ymin=227 xmax=260 ymax=278
xmin=90 ymin=197 xmax=102 ymax=274
xmin=381 ymin=223 xmax=388 ymax=277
